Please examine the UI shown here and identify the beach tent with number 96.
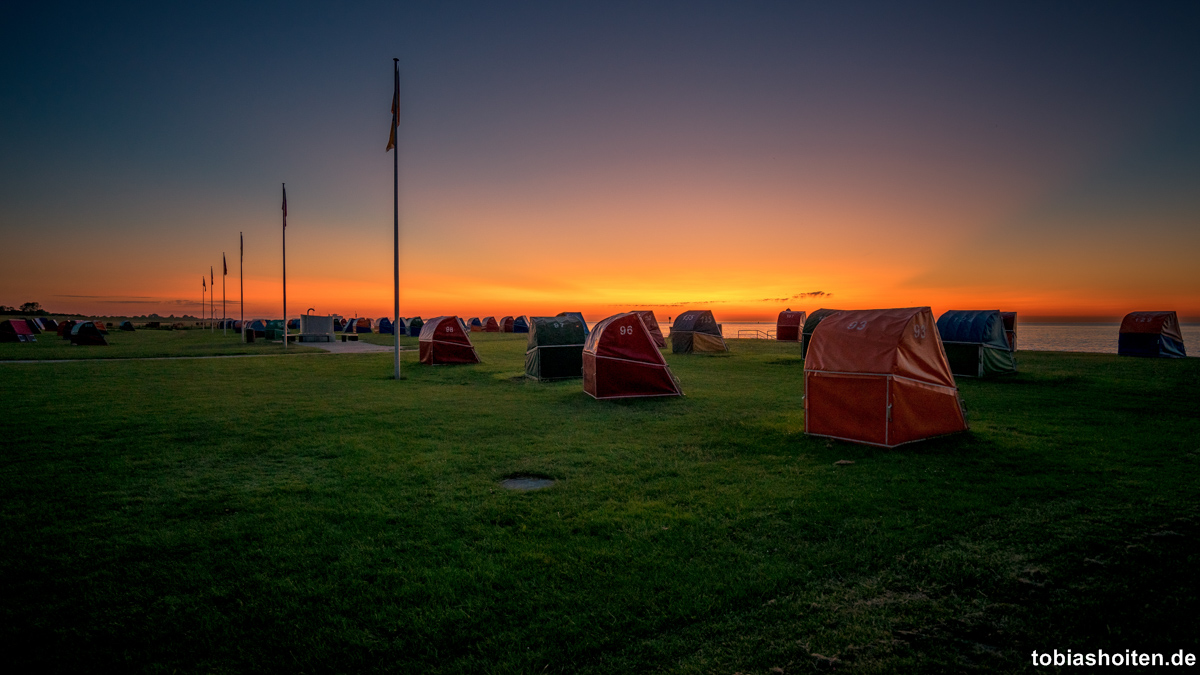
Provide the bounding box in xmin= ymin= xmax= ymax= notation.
xmin=584 ymin=313 xmax=682 ymax=399
xmin=419 ymin=316 xmax=481 ymax=365
xmin=805 ymin=307 xmax=967 ymax=448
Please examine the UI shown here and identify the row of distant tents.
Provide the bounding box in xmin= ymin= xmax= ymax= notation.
xmin=2 ymin=310 xmax=1186 ymax=363
xmin=417 ymin=306 xmax=1188 ymax=450
xmin=0 ymin=317 xmax=135 ymax=346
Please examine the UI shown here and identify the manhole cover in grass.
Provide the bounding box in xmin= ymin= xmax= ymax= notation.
xmin=501 ymin=476 xmax=556 ymax=491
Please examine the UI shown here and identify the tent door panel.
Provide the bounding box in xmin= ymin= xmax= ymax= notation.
xmin=804 ymin=372 xmax=888 ymax=446
xmin=887 ymin=378 xmax=967 ymax=446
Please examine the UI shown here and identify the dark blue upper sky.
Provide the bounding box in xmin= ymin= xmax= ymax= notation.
xmin=2 ymin=1 xmax=1198 ymax=316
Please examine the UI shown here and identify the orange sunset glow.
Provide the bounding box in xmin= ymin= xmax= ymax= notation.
xmin=2 ymin=4 xmax=1198 ymax=322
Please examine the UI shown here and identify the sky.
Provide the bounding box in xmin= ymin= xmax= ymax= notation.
xmin=2 ymin=1 xmax=1198 ymax=321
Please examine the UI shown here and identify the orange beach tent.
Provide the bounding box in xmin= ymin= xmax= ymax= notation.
xmin=805 ymin=307 xmax=967 ymax=448
xmin=776 ymin=309 xmax=806 ymax=342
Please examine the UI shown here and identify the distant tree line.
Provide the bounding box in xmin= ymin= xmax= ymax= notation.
xmin=0 ymin=302 xmax=48 ymax=315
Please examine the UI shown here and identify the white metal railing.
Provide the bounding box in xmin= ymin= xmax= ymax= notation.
xmin=737 ymin=328 xmax=776 ymax=339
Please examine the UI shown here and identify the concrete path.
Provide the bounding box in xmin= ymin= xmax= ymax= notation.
xmin=310 ymin=341 xmax=406 ymax=354
xmin=0 ymin=343 xmax=414 ymax=364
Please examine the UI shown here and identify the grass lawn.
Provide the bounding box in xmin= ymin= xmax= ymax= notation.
xmin=1 ymin=334 xmax=1197 ymax=673
xmin=0 ymin=327 xmax=325 ymax=360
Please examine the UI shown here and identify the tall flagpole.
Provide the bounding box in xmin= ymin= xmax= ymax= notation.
xmin=201 ymin=278 xmax=205 ymax=328
xmin=222 ymin=254 xmax=226 ymax=336
xmin=282 ymin=183 xmax=287 ymax=351
xmin=390 ymin=58 xmax=401 ymax=380
xmin=210 ymin=266 xmax=214 ymax=332
xmin=240 ymin=232 xmax=244 ymax=343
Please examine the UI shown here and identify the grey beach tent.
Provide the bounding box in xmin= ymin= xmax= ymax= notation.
xmin=404 ymin=317 xmax=424 ymax=337
xmin=936 ymin=310 xmax=1017 ymax=377
xmin=670 ymin=310 xmax=727 ymax=353
xmin=525 ymin=316 xmax=588 ymax=380
xmin=556 ymin=312 xmax=589 ymax=335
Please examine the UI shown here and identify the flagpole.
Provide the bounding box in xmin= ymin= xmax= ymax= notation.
xmin=282 ymin=183 xmax=287 ymax=351
xmin=222 ymin=254 xmax=226 ymax=336
xmin=392 ymin=58 xmax=401 ymax=381
xmin=210 ymin=266 xmax=214 ymax=332
xmin=240 ymin=232 xmax=244 ymax=343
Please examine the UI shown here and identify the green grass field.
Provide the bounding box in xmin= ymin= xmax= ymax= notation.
xmin=0 ymin=326 xmax=325 ymax=360
xmin=1 ymin=332 xmax=1197 ymax=673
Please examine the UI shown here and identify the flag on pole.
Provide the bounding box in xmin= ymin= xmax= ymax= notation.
xmin=202 ymin=276 xmax=206 ymax=291
xmin=387 ymin=74 xmax=399 ymax=152
xmin=282 ymin=185 xmax=288 ymax=228
xmin=223 ymin=254 xmax=227 ymax=276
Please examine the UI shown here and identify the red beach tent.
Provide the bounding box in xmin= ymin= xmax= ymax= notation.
xmin=481 ymin=316 xmax=500 ymax=332
xmin=499 ymin=316 xmax=514 ymax=332
xmin=0 ymin=319 xmax=36 ymax=342
xmin=776 ymin=309 xmax=806 ymax=342
xmin=630 ymin=310 xmax=666 ymax=348
xmin=419 ymin=316 xmax=481 ymax=365
xmin=1117 ymin=311 xmax=1186 ymax=358
xmin=805 ymin=307 xmax=967 ymax=448
xmin=583 ymin=312 xmax=682 ymax=399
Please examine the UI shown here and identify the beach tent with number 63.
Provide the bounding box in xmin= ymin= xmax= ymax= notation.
xmin=670 ymin=310 xmax=727 ymax=353
xmin=1117 ymin=311 xmax=1186 ymax=358
xmin=419 ymin=316 xmax=481 ymax=365
xmin=776 ymin=309 xmax=807 ymax=342
xmin=584 ymin=313 xmax=682 ymax=399
xmin=805 ymin=307 xmax=967 ymax=448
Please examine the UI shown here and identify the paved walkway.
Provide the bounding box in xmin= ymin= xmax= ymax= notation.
xmin=0 ymin=343 xmax=413 ymax=364
xmin=310 ymin=341 xmax=400 ymax=354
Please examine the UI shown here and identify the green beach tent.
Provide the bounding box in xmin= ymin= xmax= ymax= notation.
xmin=525 ymin=316 xmax=588 ymax=380
xmin=801 ymin=309 xmax=841 ymax=358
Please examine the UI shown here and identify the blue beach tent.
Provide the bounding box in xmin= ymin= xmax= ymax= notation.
xmin=512 ymin=316 xmax=530 ymax=333
xmin=936 ymin=310 xmax=1017 ymax=377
